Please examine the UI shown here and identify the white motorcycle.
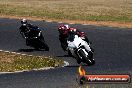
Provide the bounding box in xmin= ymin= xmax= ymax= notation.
xmin=67 ymin=34 xmax=95 ymax=65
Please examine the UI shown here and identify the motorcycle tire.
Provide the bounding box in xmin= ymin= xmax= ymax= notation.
xmin=68 ymin=50 xmax=73 ymax=57
xmin=34 ymin=43 xmax=49 ymax=51
xmin=38 ymin=37 xmax=49 ymax=51
xmin=43 ymin=43 xmax=49 ymax=51
xmin=78 ymin=49 xmax=95 ymax=66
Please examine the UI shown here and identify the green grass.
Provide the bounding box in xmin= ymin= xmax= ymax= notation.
xmin=0 ymin=0 xmax=132 ymax=22
xmin=0 ymin=51 xmax=63 ymax=72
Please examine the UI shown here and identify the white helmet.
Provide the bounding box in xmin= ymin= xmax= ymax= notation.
xmin=21 ymin=19 xmax=27 ymax=25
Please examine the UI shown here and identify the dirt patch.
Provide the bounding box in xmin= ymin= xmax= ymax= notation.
xmin=0 ymin=53 xmax=15 ymax=63
xmin=0 ymin=15 xmax=132 ymax=28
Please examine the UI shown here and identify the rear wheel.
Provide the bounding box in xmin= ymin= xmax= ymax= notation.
xmin=35 ymin=37 xmax=49 ymax=51
xmin=43 ymin=43 xmax=49 ymax=51
xmin=40 ymin=39 xmax=49 ymax=51
xmin=26 ymin=39 xmax=30 ymax=46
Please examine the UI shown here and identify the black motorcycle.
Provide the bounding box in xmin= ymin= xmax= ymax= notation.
xmin=20 ymin=26 xmax=49 ymax=51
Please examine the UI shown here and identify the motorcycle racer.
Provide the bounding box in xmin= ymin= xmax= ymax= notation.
xmin=19 ymin=19 xmax=41 ymax=39
xmin=58 ymin=24 xmax=90 ymax=51
xmin=58 ymin=24 xmax=70 ymax=51
xmin=19 ymin=19 xmax=49 ymax=51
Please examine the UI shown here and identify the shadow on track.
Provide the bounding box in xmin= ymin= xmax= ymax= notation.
xmin=16 ymin=48 xmax=46 ymax=52
xmin=64 ymin=64 xmax=92 ymax=67
xmin=56 ymin=55 xmax=71 ymax=57
xmin=65 ymin=65 xmax=86 ymax=67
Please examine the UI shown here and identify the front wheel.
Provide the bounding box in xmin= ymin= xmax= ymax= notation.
xmin=68 ymin=50 xmax=73 ymax=57
xmin=78 ymin=49 xmax=95 ymax=66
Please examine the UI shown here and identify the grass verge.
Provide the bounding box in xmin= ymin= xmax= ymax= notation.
xmin=0 ymin=0 xmax=132 ymax=22
xmin=0 ymin=51 xmax=63 ymax=72
xmin=0 ymin=0 xmax=132 ymax=28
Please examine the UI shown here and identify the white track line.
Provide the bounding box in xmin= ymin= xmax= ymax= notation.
xmin=63 ymin=61 xmax=70 ymax=67
xmin=82 ymin=24 xmax=89 ymax=25
xmin=58 ymin=22 xmax=63 ymax=23
xmin=0 ymin=67 xmax=54 ymax=74
xmin=4 ymin=51 xmax=10 ymax=53
xmin=0 ymin=50 xmax=3 ymax=51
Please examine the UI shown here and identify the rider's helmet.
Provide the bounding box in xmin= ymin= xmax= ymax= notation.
xmin=58 ymin=24 xmax=65 ymax=30
xmin=58 ymin=24 xmax=70 ymax=30
xmin=21 ymin=19 xmax=27 ymax=26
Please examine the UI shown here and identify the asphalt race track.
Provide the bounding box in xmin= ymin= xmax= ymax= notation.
xmin=0 ymin=18 xmax=132 ymax=88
